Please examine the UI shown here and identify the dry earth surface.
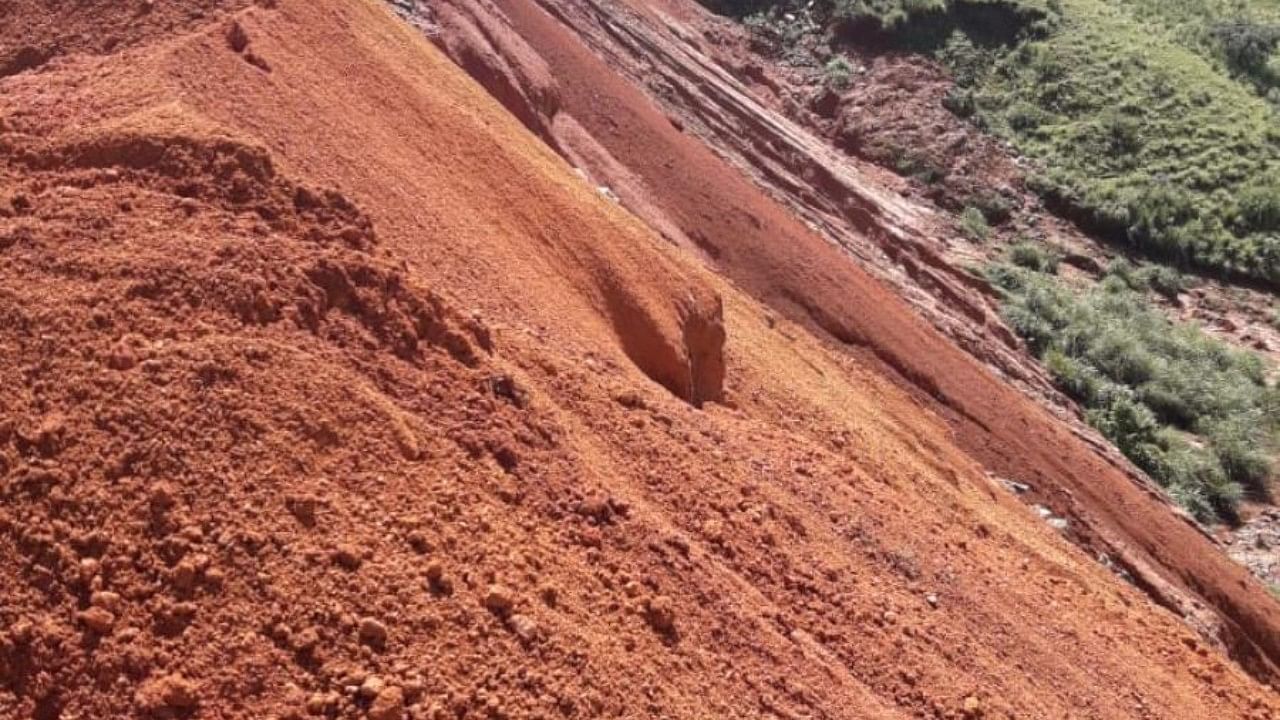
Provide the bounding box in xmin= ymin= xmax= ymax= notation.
xmin=2 ymin=1 xmax=1280 ymax=719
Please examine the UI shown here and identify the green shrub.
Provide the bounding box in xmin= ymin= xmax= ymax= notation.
xmin=987 ymin=263 xmax=1277 ymax=522
xmin=1212 ymin=20 xmax=1280 ymax=83
xmin=1136 ymin=265 xmax=1187 ymax=299
xmin=1239 ymin=178 xmax=1280 ymax=233
xmin=959 ymin=206 xmax=992 ymax=241
xmin=970 ymin=190 xmax=1017 ymax=224
xmin=824 ymin=56 xmax=856 ymax=89
xmin=1008 ymin=240 xmax=1059 ymax=272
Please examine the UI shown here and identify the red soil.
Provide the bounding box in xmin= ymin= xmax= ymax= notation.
xmin=417 ymin=0 xmax=1280 ymax=681
xmin=0 ymin=1 xmax=1278 ymax=719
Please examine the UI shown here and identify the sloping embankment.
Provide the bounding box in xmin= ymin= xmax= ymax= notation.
xmin=1 ymin=0 xmax=1279 ymax=718
xmin=400 ymin=0 xmax=1280 ymax=683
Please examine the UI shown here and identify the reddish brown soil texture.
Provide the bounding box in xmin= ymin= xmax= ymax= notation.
xmin=2 ymin=1 xmax=1280 ymax=719
xmin=411 ymin=0 xmax=1280 ymax=683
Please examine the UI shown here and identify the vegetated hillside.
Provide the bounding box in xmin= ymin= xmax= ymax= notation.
xmin=720 ymin=0 xmax=1279 ymax=523
xmin=988 ymin=258 xmax=1277 ymax=523
xmin=736 ymin=0 xmax=1280 ymax=283
xmin=3 ymin=1 xmax=1280 ymax=719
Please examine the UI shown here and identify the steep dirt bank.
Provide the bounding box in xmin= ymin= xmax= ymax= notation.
xmin=395 ymin=0 xmax=1280 ymax=682
xmin=3 ymin=0 xmax=1280 ymax=718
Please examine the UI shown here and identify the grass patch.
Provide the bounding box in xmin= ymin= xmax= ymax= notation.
xmin=1008 ymin=240 xmax=1059 ymax=272
xmin=988 ymin=262 xmax=1278 ymax=522
xmin=949 ymin=0 xmax=1280 ymax=285
xmin=959 ymin=205 xmax=992 ymax=240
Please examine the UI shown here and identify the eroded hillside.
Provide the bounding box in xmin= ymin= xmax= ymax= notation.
xmin=1 ymin=1 xmax=1278 ymax=719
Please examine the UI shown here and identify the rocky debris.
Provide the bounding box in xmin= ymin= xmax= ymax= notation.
xmin=643 ymin=595 xmax=677 ymax=637
xmin=507 ymin=613 xmax=539 ymax=643
xmin=483 ymin=584 xmax=515 ymax=617
xmin=1033 ymin=505 xmax=1070 ymax=532
xmin=1226 ymin=509 xmax=1280 ymax=588
xmin=332 ymin=544 xmax=364 ymax=571
xmin=135 ymin=673 xmax=199 ymax=713
xmin=995 ymin=476 xmax=1032 ymax=495
xmin=368 ymin=685 xmax=405 ymax=720
xmin=78 ymin=606 xmax=116 ymax=634
xmin=358 ymin=617 xmax=389 ymax=649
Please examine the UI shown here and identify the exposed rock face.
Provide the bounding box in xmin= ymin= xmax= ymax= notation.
xmin=397 ymin=0 xmax=1280 ymax=681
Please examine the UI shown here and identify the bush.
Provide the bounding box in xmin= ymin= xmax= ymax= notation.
xmin=1238 ymin=178 xmax=1280 ymax=233
xmin=969 ymin=190 xmax=1016 ymax=224
xmin=959 ymin=206 xmax=992 ymax=241
xmin=830 ymin=0 xmax=946 ymax=29
xmin=1008 ymin=240 xmax=1059 ymax=273
xmin=1212 ymin=20 xmax=1280 ymax=80
xmin=824 ymin=56 xmax=855 ymax=89
xmin=1136 ymin=265 xmax=1187 ymax=299
xmin=988 ymin=264 xmax=1277 ymax=522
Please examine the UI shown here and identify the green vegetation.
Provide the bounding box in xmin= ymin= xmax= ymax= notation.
xmin=1008 ymin=240 xmax=1059 ymax=272
xmin=940 ymin=0 xmax=1280 ymax=285
xmin=723 ymin=0 xmax=1280 ymax=285
xmin=959 ymin=205 xmax=992 ymax=240
xmin=824 ymin=55 xmax=856 ymax=88
xmin=987 ymin=260 xmax=1277 ymax=522
xmin=714 ymin=0 xmax=1280 ymax=522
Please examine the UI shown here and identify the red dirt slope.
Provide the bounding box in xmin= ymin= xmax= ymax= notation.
xmin=1 ymin=1 xmax=1278 ymax=719
xmin=409 ymin=0 xmax=1280 ymax=682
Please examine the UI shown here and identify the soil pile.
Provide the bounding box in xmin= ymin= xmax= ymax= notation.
xmin=1 ymin=1 xmax=1279 ymax=719
xmin=405 ymin=0 xmax=1280 ymax=683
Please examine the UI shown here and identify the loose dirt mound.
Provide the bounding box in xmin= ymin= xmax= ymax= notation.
xmin=409 ymin=0 xmax=1280 ymax=683
xmin=1 ymin=1 xmax=1279 ymax=719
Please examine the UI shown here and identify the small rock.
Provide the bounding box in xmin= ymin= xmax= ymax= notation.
xmin=172 ymin=557 xmax=200 ymax=592
xmin=149 ymin=482 xmax=178 ymax=515
xmin=358 ymin=675 xmax=385 ymax=700
xmin=136 ymin=673 xmax=199 ymax=712
xmin=643 ymin=595 xmax=676 ymax=635
xmin=225 ymin=20 xmax=250 ymax=53
xmin=425 ymin=560 xmax=450 ymax=593
xmin=331 ymin=545 xmax=363 ymax=571
xmin=483 ymin=584 xmax=514 ymax=616
xmin=368 ymin=685 xmax=405 ymax=720
xmin=577 ymin=496 xmax=613 ymax=524
xmin=90 ymin=590 xmax=122 ymax=611
xmin=508 ymin=613 xmax=539 ymax=643
xmin=358 ymin=617 xmax=388 ymax=649
xmin=78 ymin=606 xmax=116 ymax=634
xmin=962 ymin=695 xmax=982 ymax=717
xmin=285 ymin=495 xmax=318 ymax=527
xmin=925 ymin=593 xmax=939 ymax=608
xmin=294 ymin=626 xmax=320 ymax=653
xmin=306 ymin=693 xmax=328 ymax=715
xmin=407 ymin=531 xmax=429 ymax=553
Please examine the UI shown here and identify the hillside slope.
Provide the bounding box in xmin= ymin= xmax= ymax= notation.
xmin=1 ymin=1 xmax=1278 ymax=719
xmin=399 ymin=0 xmax=1280 ymax=681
